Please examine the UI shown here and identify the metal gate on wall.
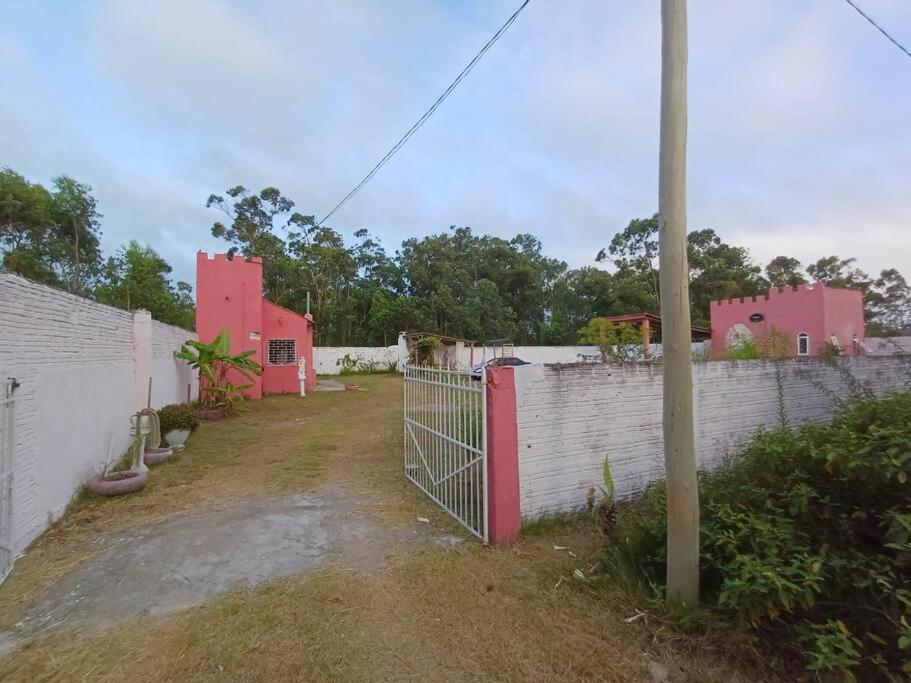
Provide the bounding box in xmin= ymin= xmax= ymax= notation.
xmin=0 ymin=381 xmax=15 ymax=583
xmin=404 ymin=366 xmax=487 ymax=542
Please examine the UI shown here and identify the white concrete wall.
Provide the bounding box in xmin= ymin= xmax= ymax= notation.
xmin=314 ymin=344 xmax=602 ymax=374
xmin=314 ymin=342 xmax=712 ymax=374
xmin=466 ymin=345 xmax=600 ymax=366
xmin=151 ymin=319 xmax=198 ymax=407
xmin=313 ymin=346 xmax=399 ymax=375
xmin=513 ymin=357 xmax=908 ymax=519
xmin=0 ymin=274 xmax=196 ymax=555
xmin=865 ymin=337 xmax=911 ymax=355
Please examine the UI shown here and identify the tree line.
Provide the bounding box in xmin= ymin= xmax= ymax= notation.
xmin=3 ymin=170 xmax=909 ymax=341
xmin=207 ymin=186 xmax=910 ymax=344
xmin=1 ymin=168 xmax=194 ymax=329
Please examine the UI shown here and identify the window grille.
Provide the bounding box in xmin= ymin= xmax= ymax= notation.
xmin=797 ymin=333 xmax=809 ymax=356
xmin=267 ymin=338 xmax=296 ymax=365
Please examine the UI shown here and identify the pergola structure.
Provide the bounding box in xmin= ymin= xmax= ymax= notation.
xmin=601 ymin=312 xmax=711 ymax=356
xmin=401 ymin=332 xmax=478 ymax=367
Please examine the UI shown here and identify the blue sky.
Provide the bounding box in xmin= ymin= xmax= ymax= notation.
xmin=2 ymin=0 xmax=909 ymax=288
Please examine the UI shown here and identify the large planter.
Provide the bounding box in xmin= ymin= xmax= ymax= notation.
xmin=87 ymin=470 xmax=148 ymax=497
xmin=164 ymin=429 xmax=191 ymax=450
xmin=143 ymin=447 xmax=173 ymax=466
xmin=198 ymin=407 xmax=225 ymax=421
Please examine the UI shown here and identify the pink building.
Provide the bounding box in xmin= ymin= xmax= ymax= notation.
xmin=196 ymin=252 xmax=316 ymax=398
xmin=710 ymin=283 xmax=865 ymax=358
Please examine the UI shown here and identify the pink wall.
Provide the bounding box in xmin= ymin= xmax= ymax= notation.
xmin=710 ymin=283 xmax=864 ymax=357
xmin=196 ymin=252 xmax=264 ymax=399
xmin=486 ymin=366 xmax=521 ymax=545
xmin=262 ymin=300 xmax=316 ymax=393
xmin=824 ymin=287 xmax=866 ymax=355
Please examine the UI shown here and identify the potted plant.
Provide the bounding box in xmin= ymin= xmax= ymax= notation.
xmin=87 ymin=469 xmax=148 ymax=496
xmin=158 ymin=403 xmax=200 ymax=450
xmin=87 ymin=431 xmax=149 ymax=496
xmin=175 ymin=328 xmax=262 ymax=420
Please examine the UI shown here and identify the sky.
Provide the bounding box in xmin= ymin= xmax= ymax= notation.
xmin=2 ymin=0 xmax=910 ymax=289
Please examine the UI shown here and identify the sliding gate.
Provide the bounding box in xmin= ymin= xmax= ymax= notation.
xmin=404 ymin=366 xmax=487 ymax=542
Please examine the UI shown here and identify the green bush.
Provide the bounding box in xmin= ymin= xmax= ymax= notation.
xmin=723 ymin=337 xmax=760 ymax=359
xmin=158 ymin=403 xmax=200 ymax=432
xmin=605 ymin=391 xmax=911 ymax=679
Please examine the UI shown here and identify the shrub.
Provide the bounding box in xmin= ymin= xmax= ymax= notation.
xmin=604 ymin=391 xmax=911 ymax=679
xmin=337 ymin=353 xmax=360 ymax=375
xmin=175 ymin=328 xmax=262 ymax=411
xmin=158 ymin=403 xmax=200 ymax=432
xmin=336 ymin=354 xmax=395 ymax=375
xmin=410 ymin=336 xmax=441 ymax=366
xmin=723 ymin=337 xmax=760 ymax=360
xmin=577 ymin=318 xmax=644 ymax=364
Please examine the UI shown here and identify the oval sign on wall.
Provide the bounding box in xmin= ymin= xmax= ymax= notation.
xmin=749 ymin=313 xmax=765 ymax=322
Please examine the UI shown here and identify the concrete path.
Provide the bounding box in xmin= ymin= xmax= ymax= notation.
xmin=0 ymin=485 xmax=437 ymax=652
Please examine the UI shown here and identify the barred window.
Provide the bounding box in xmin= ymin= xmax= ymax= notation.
xmin=267 ymin=338 xmax=296 ymax=365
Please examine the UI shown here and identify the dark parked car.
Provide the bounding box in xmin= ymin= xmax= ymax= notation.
xmin=469 ymin=356 xmax=529 ymax=380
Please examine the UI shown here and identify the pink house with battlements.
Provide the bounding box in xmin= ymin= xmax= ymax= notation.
xmin=196 ymin=252 xmax=316 ymax=398
xmin=710 ymin=283 xmax=865 ymax=358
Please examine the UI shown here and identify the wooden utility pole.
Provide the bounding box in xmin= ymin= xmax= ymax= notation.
xmin=658 ymin=0 xmax=699 ymax=607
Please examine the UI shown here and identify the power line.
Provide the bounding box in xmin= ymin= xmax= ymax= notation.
xmin=317 ymin=0 xmax=532 ymax=227
xmin=842 ymin=0 xmax=911 ymax=60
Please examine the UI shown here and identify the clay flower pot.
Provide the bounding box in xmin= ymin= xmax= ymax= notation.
xmin=143 ymin=447 xmax=173 ymax=466
xmin=87 ymin=470 xmax=148 ymax=496
xmin=198 ymin=407 xmax=225 ymax=421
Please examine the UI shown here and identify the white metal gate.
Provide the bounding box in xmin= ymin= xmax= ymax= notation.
xmin=404 ymin=366 xmax=487 ymax=542
xmin=0 ymin=380 xmax=15 ymax=583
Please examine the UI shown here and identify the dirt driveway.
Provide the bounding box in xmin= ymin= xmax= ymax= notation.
xmin=0 ymin=375 xmax=779 ymax=682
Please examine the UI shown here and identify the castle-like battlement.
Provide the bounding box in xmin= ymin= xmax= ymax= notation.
xmin=709 ymin=282 xmax=864 ymax=357
xmin=197 ymin=251 xmax=263 ymax=265
xmin=711 ymin=283 xmax=829 ymax=307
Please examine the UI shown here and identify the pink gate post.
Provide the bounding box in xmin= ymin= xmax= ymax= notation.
xmin=485 ymin=366 xmax=521 ymax=544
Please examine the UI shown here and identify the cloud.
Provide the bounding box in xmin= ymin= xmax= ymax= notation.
xmin=0 ymin=0 xmax=908 ymax=290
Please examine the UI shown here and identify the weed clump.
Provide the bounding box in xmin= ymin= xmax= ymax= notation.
xmin=604 ymin=391 xmax=911 ymax=679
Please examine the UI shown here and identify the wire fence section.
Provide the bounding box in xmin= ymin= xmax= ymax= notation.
xmin=404 ymin=365 xmax=487 ymax=542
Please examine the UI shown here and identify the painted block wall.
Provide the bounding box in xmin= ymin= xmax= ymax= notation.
xmin=0 ymin=274 xmax=196 ymax=555
xmin=865 ymin=337 xmax=911 ymax=355
xmin=710 ymin=283 xmax=865 ymax=357
xmin=313 ymin=345 xmax=604 ymax=375
xmin=261 ymin=301 xmax=316 ymax=393
xmin=312 ymin=346 xmax=400 ymax=375
xmin=151 ymin=319 xmax=198 ymax=406
xmin=512 ymin=357 xmax=907 ymax=519
xmin=312 ymin=343 xmax=711 ymax=375
xmin=196 ymin=252 xmax=264 ymax=400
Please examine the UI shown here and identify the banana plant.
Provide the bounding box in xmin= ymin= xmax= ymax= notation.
xmin=175 ymin=329 xmax=262 ymax=411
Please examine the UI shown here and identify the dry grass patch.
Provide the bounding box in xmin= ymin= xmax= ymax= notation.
xmin=0 ymin=374 xmax=422 ymax=629
xmin=0 ymin=520 xmax=779 ymax=682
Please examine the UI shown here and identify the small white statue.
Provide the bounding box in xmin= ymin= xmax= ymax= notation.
xmin=297 ymin=357 xmax=307 ymax=397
